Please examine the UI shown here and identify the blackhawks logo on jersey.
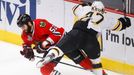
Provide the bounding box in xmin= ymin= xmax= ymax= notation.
xmin=40 ymin=21 xmax=46 ymax=27
xmin=27 ymin=35 xmax=32 ymax=41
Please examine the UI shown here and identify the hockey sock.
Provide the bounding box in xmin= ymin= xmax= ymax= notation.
xmin=92 ymin=63 xmax=107 ymax=75
xmin=102 ymin=69 xmax=107 ymax=75
xmin=92 ymin=68 xmax=103 ymax=75
xmin=79 ymin=57 xmax=93 ymax=69
xmin=40 ymin=62 xmax=57 ymax=75
xmin=91 ymin=58 xmax=104 ymax=75
xmin=50 ymin=70 xmax=62 ymax=75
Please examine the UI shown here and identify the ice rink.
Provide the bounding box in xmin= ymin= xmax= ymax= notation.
xmin=0 ymin=41 xmax=123 ymax=75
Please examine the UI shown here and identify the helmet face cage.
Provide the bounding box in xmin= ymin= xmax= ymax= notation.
xmin=17 ymin=14 xmax=32 ymax=27
xmin=91 ymin=1 xmax=105 ymax=14
xmin=91 ymin=6 xmax=105 ymax=14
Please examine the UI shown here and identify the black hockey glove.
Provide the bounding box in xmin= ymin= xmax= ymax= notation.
xmin=118 ymin=17 xmax=131 ymax=30
xmin=35 ymin=42 xmax=50 ymax=53
xmin=20 ymin=46 xmax=34 ymax=60
xmin=80 ymin=2 xmax=92 ymax=6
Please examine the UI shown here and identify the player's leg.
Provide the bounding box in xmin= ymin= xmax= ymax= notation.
xmin=40 ymin=62 xmax=56 ymax=75
xmin=82 ymin=32 xmax=107 ymax=75
xmin=50 ymin=70 xmax=62 ymax=75
xmin=44 ymin=29 xmax=83 ymax=60
xmin=80 ymin=49 xmax=107 ymax=75
xmin=56 ymin=29 xmax=81 ymax=53
xmin=66 ymin=49 xmax=93 ymax=69
xmin=40 ymin=30 xmax=80 ymax=64
xmin=41 ymin=29 xmax=94 ymax=74
xmin=40 ymin=56 xmax=63 ymax=75
xmin=55 ymin=29 xmax=93 ymax=69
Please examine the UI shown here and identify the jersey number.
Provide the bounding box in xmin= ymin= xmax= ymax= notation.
xmin=81 ymin=12 xmax=104 ymax=25
xmin=49 ymin=25 xmax=61 ymax=36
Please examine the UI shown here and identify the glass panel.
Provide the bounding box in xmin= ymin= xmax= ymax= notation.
xmin=83 ymin=0 xmax=124 ymax=11
xmin=131 ymin=0 xmax=134 ymax=14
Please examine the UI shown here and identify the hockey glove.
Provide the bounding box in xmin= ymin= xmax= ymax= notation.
xmin=118 ymin=17 xmax=131 ymax=30
xmin=20 ymin=46 xmax=34 ymax=60
xmin=80 ymin=2 xmax=92 ymax=6
xmin=36 ymin=41 xmax=51 ymax=53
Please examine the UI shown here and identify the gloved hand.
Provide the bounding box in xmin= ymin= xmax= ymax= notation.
xmin=20 ymin=46 xmax=34 ymax=60
xmin=80 ymin=2 xmax=92 ymax=6
xmin=118 ymin=17 xmax=131 ymax=30
xmin=35 ymin=41 xmax=51 ymax=53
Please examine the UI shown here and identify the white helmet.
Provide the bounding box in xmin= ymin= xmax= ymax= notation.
xmin=91 ymin=1 xmax=105 ymax=14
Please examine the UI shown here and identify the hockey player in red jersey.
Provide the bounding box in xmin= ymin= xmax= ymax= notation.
xmin=17 ymin=14 xmax=65 ymax=75
xmin=17 ymin=13 xmax=98 ymax=75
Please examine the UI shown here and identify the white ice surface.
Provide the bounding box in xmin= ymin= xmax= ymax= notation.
xmin=0 ymin=41 xmax=123 ymax=75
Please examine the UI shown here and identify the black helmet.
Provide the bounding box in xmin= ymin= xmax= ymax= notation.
xmin=17 ymin=14 xmax=32 ymax=27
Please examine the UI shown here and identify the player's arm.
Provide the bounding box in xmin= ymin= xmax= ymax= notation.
xmin=36 ymin=20 xmax=64 ymax=53
xmin=72 ymin=2 xmax=92 ymax=21
xmin=111 ymin=17 xmax=131 ymax=31
xmin=20 ymin=32 xmax=34 ymax=60
xmin=37 ymin=26 xmax=64 ymax=49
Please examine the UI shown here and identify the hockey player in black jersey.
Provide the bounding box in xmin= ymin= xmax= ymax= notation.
xmin=37 ymin=1 xmax=131 ymax=75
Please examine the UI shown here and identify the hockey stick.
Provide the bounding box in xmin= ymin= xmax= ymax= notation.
xmin=34 ymin=55 xmax=87 ymax=70
xmin=122 ymin=0 xmax=126 ymax=17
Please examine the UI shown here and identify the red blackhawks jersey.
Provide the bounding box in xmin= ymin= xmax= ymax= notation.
xmin=21 ymin=19 xmax=65 ymax=46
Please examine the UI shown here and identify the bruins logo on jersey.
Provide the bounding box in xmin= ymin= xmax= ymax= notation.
xmin=40 ymin=21 xmax=46 ymax=27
